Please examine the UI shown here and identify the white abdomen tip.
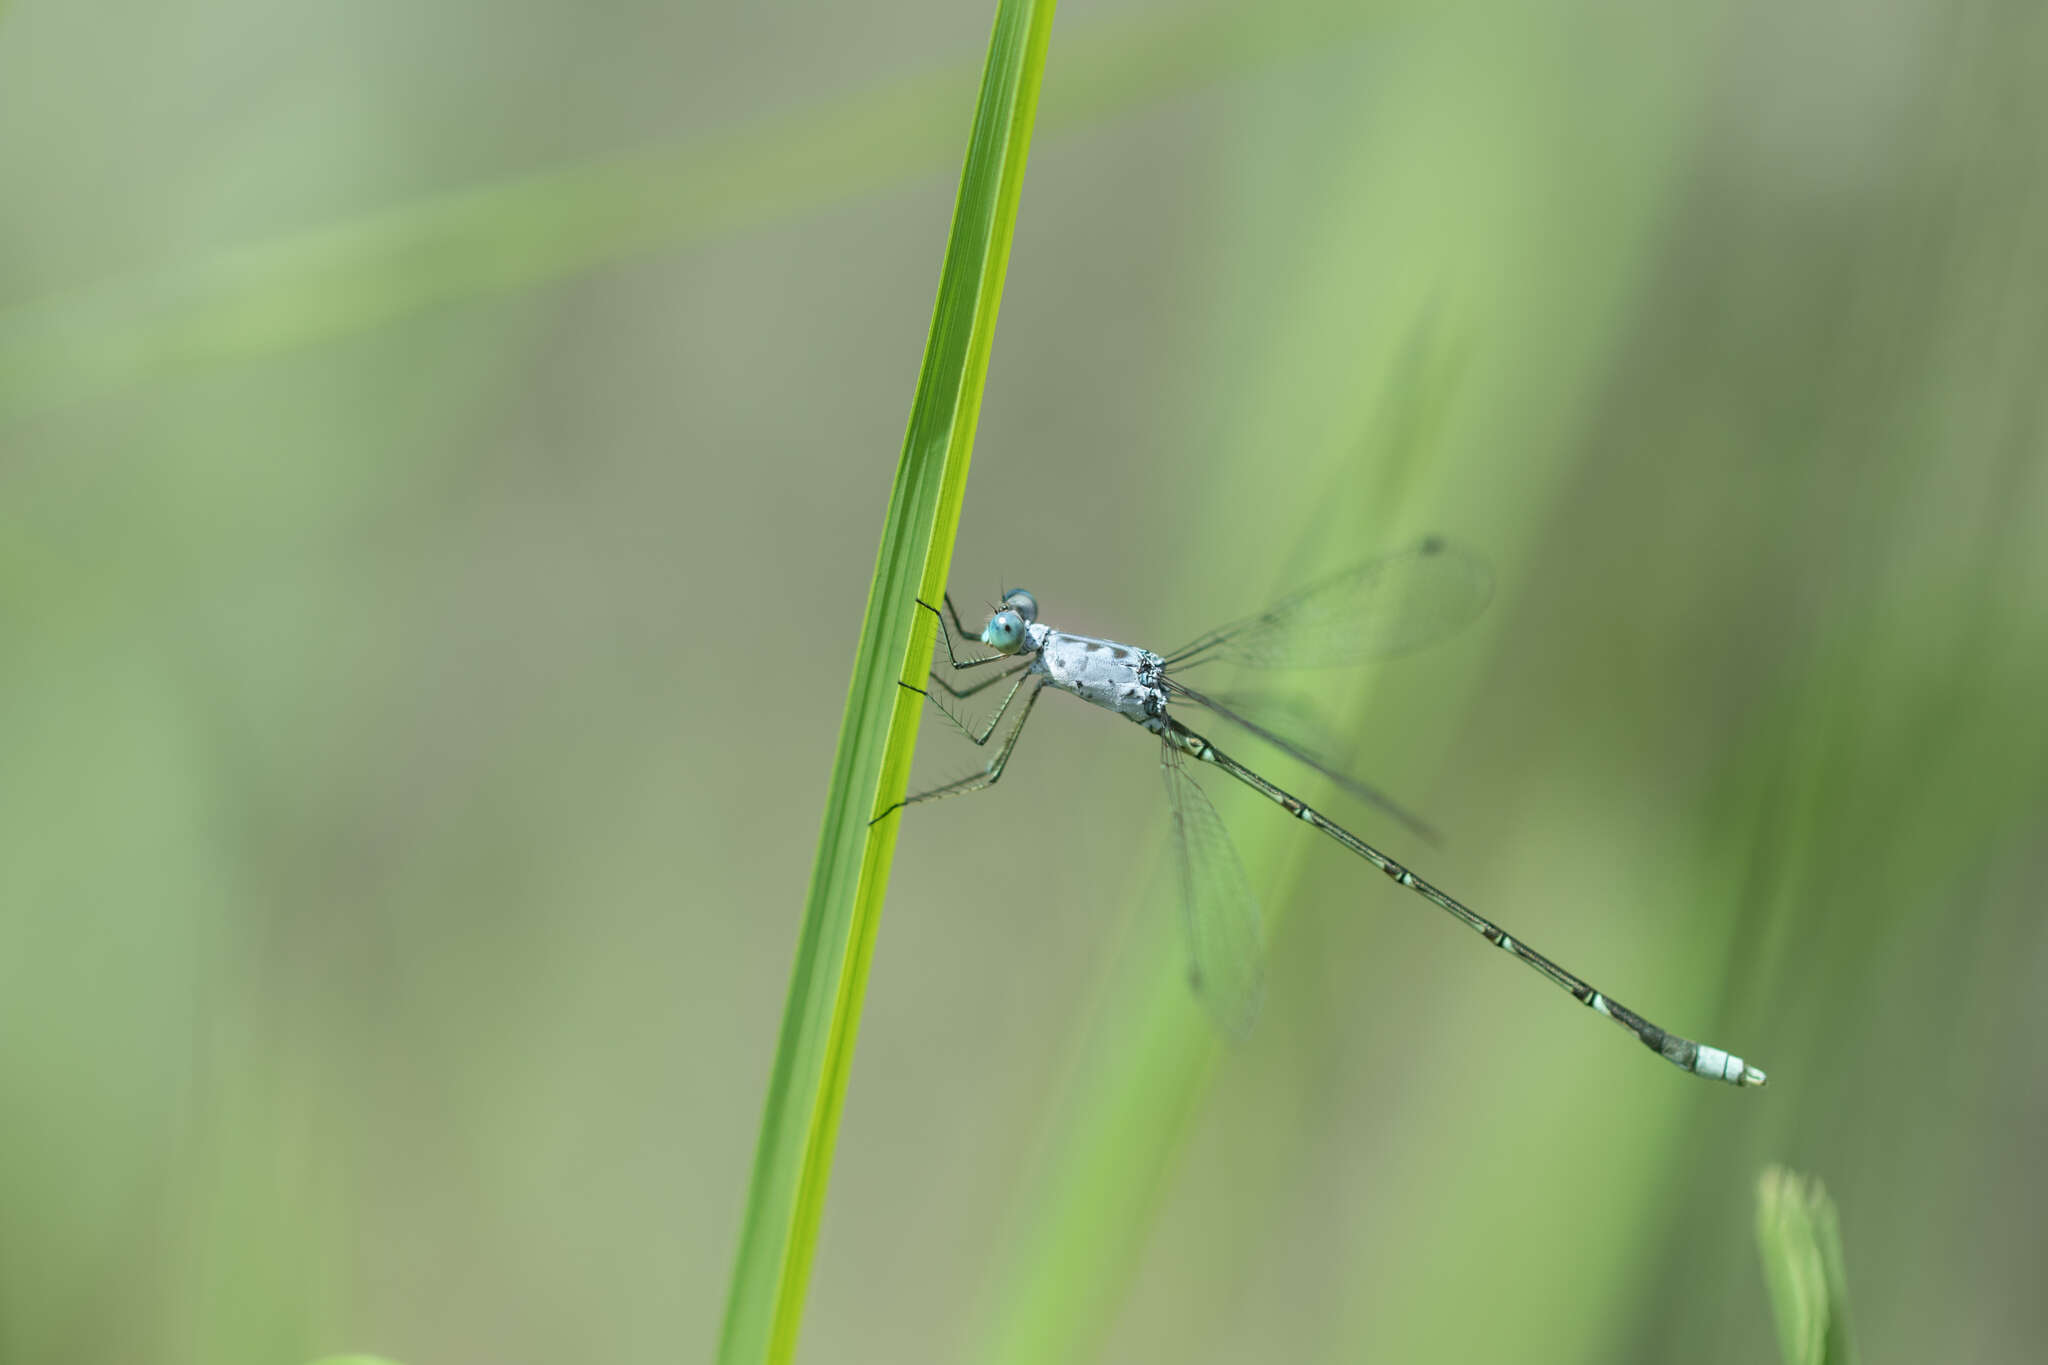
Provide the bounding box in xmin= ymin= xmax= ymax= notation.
xmin=1692 ymin=1045 xmax=1765 ymax=1086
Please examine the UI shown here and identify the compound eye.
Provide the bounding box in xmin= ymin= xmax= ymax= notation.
xmin=981 ymin=610 xmax=1027 ymax=654
xmin=1001 ymin=588 xmax=1039 ymax=624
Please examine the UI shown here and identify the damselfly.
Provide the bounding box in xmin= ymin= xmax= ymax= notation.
xmin=876 ymin=539 xmax=1766 ymax=1087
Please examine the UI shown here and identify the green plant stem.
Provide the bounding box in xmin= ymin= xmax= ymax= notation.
xmin=713 ymin=4 xmax=1057 ymax=1363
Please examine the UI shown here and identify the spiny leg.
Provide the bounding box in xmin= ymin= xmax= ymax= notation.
xmin=1157 ymin=718 xmax=1766 ymax=1088
xmin=942 ymin=592 xmax=979 ymax=642
xmin=871 ymin=679 xmax=1050 ymax=824
xmin=926 ymin=656 xmax=1032 ymax=701
xmin=915 ymin=597 xmax=1009 ymax=672
xmin=901 ymin=667 xmax=1030 ymax=746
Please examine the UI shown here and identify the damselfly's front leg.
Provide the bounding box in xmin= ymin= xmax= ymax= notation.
xmin=915 ymin=597 xmax=1009 ymax=672
xmin=941 ymin=592 xmax=979 ymax=644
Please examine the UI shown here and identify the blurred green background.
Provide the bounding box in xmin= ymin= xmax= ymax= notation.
xmin=4 ymin=1 xmax=2044 ymax=1362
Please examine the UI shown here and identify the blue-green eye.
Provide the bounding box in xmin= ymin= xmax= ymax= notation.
xmin=981 ymin=610 xmax=1027 ymax=654
xmin=1001 ymin=588 xmax=1038 ymax=624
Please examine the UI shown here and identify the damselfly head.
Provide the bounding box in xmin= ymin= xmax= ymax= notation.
xmin=980 ymin=608 xmax=1029 ymax=654
xmin=999 ymin=588 xmax=1039 ymax=623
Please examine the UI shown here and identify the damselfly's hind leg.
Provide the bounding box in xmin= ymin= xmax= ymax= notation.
xmin=871 ymin=679 xmax=1049 ymax=824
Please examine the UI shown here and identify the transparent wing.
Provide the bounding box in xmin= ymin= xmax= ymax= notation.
xmin=1161 ymin=742 xmax=1266 ymax=1041
xmin=1167 ymin=681 xmax=1441 ymax=844
xmin=1163 ymin=539 xmax=1492 ymax=672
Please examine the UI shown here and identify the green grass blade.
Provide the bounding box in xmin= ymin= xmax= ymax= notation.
xmin=714 ymin=4 xmax=1056 ymax=1364
xmin=1755 ymin=1166 xmax=1858 ymax=1365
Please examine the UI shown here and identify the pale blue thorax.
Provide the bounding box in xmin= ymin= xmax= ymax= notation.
xmin=1023 ymin=622 xmax=1166 ymax=722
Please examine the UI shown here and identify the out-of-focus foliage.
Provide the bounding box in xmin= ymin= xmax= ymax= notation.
xmin=1756 ymin=1166 xmax=1857 ymax=1365
xmin=2 ymin=2 xmax=2042 ymax=1364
